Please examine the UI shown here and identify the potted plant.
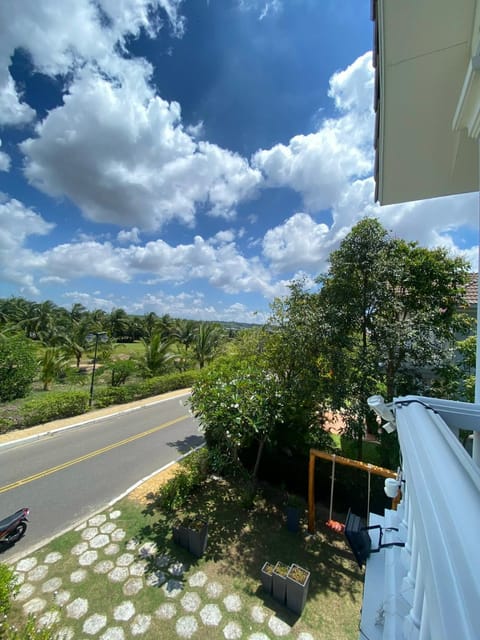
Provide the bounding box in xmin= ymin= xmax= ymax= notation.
xmin=272 ymin=561 xmax=290 ymax=604
xmin=286 ymin=494 xmax=305 ymax=533
xmin=261 ymin=561 xmax=275 ymax=594
xmin=286 ymin=563 xmax=310 ymax=614
xmin=187 ymin=518 xmax=208 ymax=557
xmin=172 ymin=518 xmax=190 ymax=550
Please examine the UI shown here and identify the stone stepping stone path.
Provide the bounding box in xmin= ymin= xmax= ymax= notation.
xmin=12 ymin=508 xmax=316 ymax=639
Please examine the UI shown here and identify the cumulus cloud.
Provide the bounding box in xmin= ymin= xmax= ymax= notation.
xmin=252 ymin=52 xmax=374 ymax=212
xmin=0 ymin=0 xmax=184 ymax=126
xmin=0 ymin=139 xmax=10 ymax=171
xmin=20 ymin=65 xmax=261 ymax=230
xmin=262 ymin=213 xmax=330 ymax=273
xmin=0 ymin=198 xmax=54 ymax=293
xmin=117 ymin=227 xmax=141 ymax=244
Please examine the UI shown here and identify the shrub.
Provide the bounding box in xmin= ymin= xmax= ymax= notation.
xmin=22 ymin=391 xmax=89 ymax=427
xmin=93 ymin=370 xmax=200 ymax=408
xmin=155 ymin=448 xmax=208 ymax=512
xmin=0 ymin=336 xmax=37 ymax=402
xmin=0 ymin=563 xmax=55 ymax=638
xmin=0 ymin=563 xmax=17 ymax=618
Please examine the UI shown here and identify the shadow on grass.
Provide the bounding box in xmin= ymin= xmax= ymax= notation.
xmin=138 ymin=475 xmax=363 ymax=604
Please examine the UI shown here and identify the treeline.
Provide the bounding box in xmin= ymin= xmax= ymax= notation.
xmin=191 ymin=218 xmax=474 ymax=475
xmin=0 ymin=302 xmax=230 ymax=428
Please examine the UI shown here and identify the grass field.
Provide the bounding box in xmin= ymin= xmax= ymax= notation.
xmin=9 ymin=476 xmax=363 ymax=639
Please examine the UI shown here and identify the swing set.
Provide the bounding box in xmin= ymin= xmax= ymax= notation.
xmin=307 ymin=449 xmax=400 ymax=535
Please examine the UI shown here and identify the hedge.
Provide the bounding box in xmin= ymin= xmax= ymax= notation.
xmin=22 ymin=391 xmax=90 ymax=427
xmin=93 ymin=370 xmax=200 ymax=409
xmin=0 ymin=370 xmax=200 ymax=431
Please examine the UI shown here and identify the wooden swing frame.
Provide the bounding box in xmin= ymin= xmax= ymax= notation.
xmin=307 ymin=448 xmax=400 ymax=534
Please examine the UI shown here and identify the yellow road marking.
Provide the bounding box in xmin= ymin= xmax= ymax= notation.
xmin=0 ymin=414 xmax=188 ymax=494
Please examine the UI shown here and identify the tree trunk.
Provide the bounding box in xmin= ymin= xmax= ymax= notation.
xmin=252 ymin=434 xmax=267 ymax=478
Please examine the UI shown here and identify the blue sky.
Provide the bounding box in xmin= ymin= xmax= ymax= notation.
xmin=0 ymin=0 xmax=477 ymax=323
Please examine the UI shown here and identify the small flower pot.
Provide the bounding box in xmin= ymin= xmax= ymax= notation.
xmin=286 ymin=563 xmax=310 ymax=615
xmin=261 ymin=561 xmax=275 ymax=594
xmin=188 ymin=519 xmax=208 ymax=557
xmin=173 ymin=520 xmax=190 ymax=550
xmin=286 ymin=506 xmax=301 ymax=533
xmin=272 ymin=561 xmax=290 ymax=604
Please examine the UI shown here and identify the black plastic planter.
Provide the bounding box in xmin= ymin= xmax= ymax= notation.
xmin=272 ymin=561 xmax=290 ymax=604
xmin=286 ymin=506 xmax=301 ymax=532
xmin=261 ymin=561 xmax=275 ymax=594
xmin=286 ymin=563 xmax=310 ymax=615
xmin=188 ymin=520 xmax=208 ymax=557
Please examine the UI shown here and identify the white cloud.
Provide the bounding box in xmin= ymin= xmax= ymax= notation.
xmin=20 ymin=66 xmax=261 ymax=230
xmin=0 ymin=198 xmax=54 ymax=293
xmin=262 ymin=213 xmax=330 ymax=273
xmin=0 ymin=139 xmax=10 ymax=171
xmin=0 ymin=0 xmax=184 ymax=126
xmin=131 ymin=291 xmax=267 ymax=322
xmin=252 ymin=52 xmax=374 ymax=212
xmin=63 ymin=291 xmax=116 ymax=312
xmin=117 ymin=227 xmax=141 ymax=244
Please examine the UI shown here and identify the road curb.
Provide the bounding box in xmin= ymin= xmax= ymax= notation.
xmin=0 ymin=390 xmax=191 ymax=452
xmin=4 ymin=444 xmax=204 ymax=566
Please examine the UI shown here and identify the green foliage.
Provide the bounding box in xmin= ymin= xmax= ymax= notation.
xmin=193 ymin=323 xmax=223 ymax=368
xmin=38 ymin=347 xmax=70 ymax=391
xmin=0 ymin=564 xmax=16 ymax=618
xmin=265 ymin=280 xmax=332 ymax=453
xmin=0 ymin=563 xmax=54 ymax=639
xmin=319 ymin=217 xmax=469 ymax=458
xmin=0 ymin=336 xmax=37 ymax=402
xmin=93 ymin=370 xmax=199 ymax=408
xmin=108 ymin=359 xmax=137 ymax=386
xmin=140 ymin=332 xmax=174 ymax=378
xmin=190 ymin=356 xmax=285 ymax=477
xmin=155 ymin=448 xmax=209 ymax=512
xmin=22 ymin=391 xmax=89 ymax=426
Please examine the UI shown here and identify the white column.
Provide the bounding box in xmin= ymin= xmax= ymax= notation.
xmin=403 ymin=555 xmax=424 ymax=640
xmin=474 ymin=138 xmax=480 ymax=466
xmin=418 ymin=595 xmax=430 ymax=640
xmin=402 ymin=525 xmax=417 ymax=606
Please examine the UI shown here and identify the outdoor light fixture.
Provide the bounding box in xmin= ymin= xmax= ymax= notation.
xmin=367 ymin=394 xmax=397 ymax=433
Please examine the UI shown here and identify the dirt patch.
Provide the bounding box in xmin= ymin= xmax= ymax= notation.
xmin=127 ymin=464 xmax=181 ymax=505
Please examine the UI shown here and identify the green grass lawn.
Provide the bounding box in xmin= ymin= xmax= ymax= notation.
xmin=8 ymin=478 xmax=363 ymax=639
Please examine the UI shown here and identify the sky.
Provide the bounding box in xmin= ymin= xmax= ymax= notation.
xmin=0 ymin=0 xmax=478 ymax=324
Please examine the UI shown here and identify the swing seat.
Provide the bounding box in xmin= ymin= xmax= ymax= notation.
xmin=326 ymin=519 xmax=345 ymax=533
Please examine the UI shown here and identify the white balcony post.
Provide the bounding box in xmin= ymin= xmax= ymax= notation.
xmin=402 ymin=525 xmax=417 ymax=605
xmin=403 ymin=555 xmax=424 ymax=640
xmin=419 ymin=595 xmax=430 ymax=640
xmin=474 ymin=137 xmax=480 ymax=466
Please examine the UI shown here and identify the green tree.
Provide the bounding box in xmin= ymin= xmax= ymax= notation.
xmin=320 ymin=218 xmax=469 ymax=458
xmin=190 ymin=356 xmax=285 ymax=478
xmin=140 ymin=332 xmax=174 ymax=377
xmin=0 ymin=335 xmax=37 ymax=402
xmin=264 ymin=280 xmax=332 ymax=453
xmin=38 ymin=347 xmax=70 ymax=391
xmin=194 ymin=323 xmax=222 ymax=368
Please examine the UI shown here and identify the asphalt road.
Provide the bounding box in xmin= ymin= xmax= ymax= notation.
xmin=0 ymin=393 xmax=203 ymax=561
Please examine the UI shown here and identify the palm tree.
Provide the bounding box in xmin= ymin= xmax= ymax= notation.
xmin=38 ymin=347 xmax=70 ymax=390
xmin=141 ymin=332 xmax=174 ymax=377
xmin=194 ymin=323 xmax=223 ymax=368
xmin=108 ymin=308 xmax=130 ymax=341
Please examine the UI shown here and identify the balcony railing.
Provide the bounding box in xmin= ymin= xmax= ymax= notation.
xmin=360 ymin=395 xmax=480 ymax=640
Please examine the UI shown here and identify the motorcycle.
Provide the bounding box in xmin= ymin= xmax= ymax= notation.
xmin=0 ymin=508 xmax=29 ymax=547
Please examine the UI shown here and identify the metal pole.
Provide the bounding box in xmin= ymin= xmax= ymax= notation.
xmin=88 ymin=333 xmax=99 ymax=408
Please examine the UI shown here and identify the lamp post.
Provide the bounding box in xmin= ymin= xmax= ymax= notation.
xmin=87 ymin=332 xmax=108 ymax=407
